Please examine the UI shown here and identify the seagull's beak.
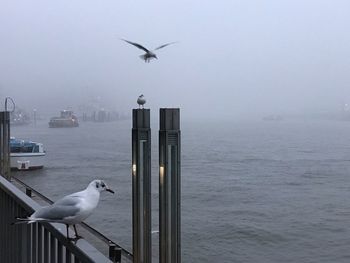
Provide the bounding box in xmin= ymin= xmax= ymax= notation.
xmin=106 ymin=188 xmax=115 ymax=194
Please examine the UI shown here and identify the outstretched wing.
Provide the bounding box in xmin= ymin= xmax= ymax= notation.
xmin=154 ymin=42 xmax=177 ymax=50
xmin=121 ymin=39 xmax=150 ymax=53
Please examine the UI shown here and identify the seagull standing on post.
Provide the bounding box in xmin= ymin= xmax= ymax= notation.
xmin=137 ymin=95 xmax=146 ymax=109
xmin=121 ymin=39 xmax=177 ymax=63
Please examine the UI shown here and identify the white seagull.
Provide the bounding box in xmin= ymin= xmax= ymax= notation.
xmin=121 ymin=39 xmax=177 ymax=63
xmin=13 ymin=179 xmax=115 ymax=239
xmin=137 ymin=94 xmax=146 ymax=108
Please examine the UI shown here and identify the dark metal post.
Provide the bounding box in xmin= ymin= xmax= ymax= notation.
xmin=0 ymin=111 xmax=10 ymax=179
xmin=132 ymin=109 xmax=152 ymax=263
xmin=26 ymin=188 xmax=32 ymax=197
xmin=159 ymin=108 xmax=181 ymax=263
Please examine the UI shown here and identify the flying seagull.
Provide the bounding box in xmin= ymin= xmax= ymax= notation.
xmin=13 ymin=179 xmax=115 ymax=240
xmin=121 ymin=39 xmax=176 ymax=63
xmin=137 ymin=94 xmax=146 ymax=108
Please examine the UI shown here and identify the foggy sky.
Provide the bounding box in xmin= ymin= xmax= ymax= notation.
xmin=0 ymin=0 xmax=350 ymax=120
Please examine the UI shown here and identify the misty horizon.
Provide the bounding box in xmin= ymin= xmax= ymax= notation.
xmin=1 ymin=0 xmax=350 ymax=121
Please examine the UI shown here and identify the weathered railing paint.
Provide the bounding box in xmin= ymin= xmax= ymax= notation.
xmin=0 ymin=176 xmax=113 ymax=263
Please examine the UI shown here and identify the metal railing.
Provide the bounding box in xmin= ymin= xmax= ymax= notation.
xmin=0 ymin=175 xmax=118 ymax=263
xmin=11 ymin=176 xmax=133 ymax=262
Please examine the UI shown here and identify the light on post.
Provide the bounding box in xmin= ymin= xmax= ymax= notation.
xmin=132 ymin=164 xmax=137 ymax=175
xmin=159 ymin=165 xmax=164 ymax=177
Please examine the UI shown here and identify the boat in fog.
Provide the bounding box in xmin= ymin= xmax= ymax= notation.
xmin=10 ymin=108 xmax=31 ymax=126
xmin=10 ymin=137 xmax=45 ymax=170
xmin=49 ymin=110 xmax=79 ymax=128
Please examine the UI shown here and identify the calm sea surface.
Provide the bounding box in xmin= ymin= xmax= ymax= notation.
xmin=11 ymin=119 xmax=350 ymax=263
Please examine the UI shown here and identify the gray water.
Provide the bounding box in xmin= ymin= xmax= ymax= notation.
xmin=11 ymin=119 xmax=350 ymax=263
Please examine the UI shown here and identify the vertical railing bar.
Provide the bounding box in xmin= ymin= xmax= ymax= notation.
xmin=44 ymin=227 xmax=50 ymax=262
xmin=0 ymin=190 xmax=4 ymax=260
xmin=10 ymin=198 xmax=17 ymax=262
xmin=74 ymin=255 xmax=80 ymax=263
xmin=16 ymin=204 xmax=21 ymax=263
xmin=27 ymin=223 xmax=32 ymax=263
xmin=0 ymin=193 xmax=9 ymax=261
xmin=7 ymin=194 xmax=11 ymax=263
xmin=9 ymin=195 xmax=13 ymax=263
xmin=32 ymin=223 xmax=38 ymax=263
xmin=7 ymin=196 xmax=12 ymax=263
xmin=38 ymin=223 xmax=43 ymax=263
xmin=19 ymin=205 xmax=24 ymax=263
xmin=50 ymin=233 xmax=57 ymax=263
xmin=22 ymin=212 xmax=29 ymax=263
xmin=1 ymin=191 xmax=5 ymax=258
xmin=11 ymin=196 xmax=15 ymax=262
xmin=57 ymin=241 xmax=63 ymax=263
xmin=66 ymin=248 xmax=72 ymax=263
xmin=0 ymin=191 xmax=2 ymax=257
xmin=15 ymin=202 xmax=21 ymax=263
xmin=116 ymin=247 xmax=122 ymax=263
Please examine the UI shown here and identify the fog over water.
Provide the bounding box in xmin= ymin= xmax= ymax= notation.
xmin=3 ymin=1 xmax=350 ymax=262
xmin=1 ymin=0 xmax=350 ymax=120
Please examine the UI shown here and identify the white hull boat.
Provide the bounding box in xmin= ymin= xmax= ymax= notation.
xmin=10 ymin=137 xmax=45 ymax=170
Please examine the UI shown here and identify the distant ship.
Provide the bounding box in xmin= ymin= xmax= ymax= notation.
xmin=49 ymin=110 xmax=79 ymax=128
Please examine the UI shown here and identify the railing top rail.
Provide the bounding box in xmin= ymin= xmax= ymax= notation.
xmin=0 ymin=175 xmax=113 ymax=263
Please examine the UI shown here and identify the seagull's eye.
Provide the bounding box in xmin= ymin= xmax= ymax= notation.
xmin=95 ymin=182 xmax=100 ymax=188
xmin=101 ymin=183 xmax=105 ymax=188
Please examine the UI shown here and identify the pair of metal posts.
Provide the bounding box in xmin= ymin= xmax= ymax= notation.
xmin=132 ymin=108 xmax=181 ymax=263
xmin=0 ymin=111 xmax=10 ymax=180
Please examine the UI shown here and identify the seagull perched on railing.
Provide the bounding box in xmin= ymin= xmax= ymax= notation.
xmin=12 ymin=180 xmax=115 ymax=240
xmin=137 ymin=94 xmax=146 ymax=108
xmin=121 ymin=39 xmax=177 ymax=63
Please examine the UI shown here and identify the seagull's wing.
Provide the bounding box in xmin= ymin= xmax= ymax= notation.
xmin=54 ymin=193 xmax=84 ymax=206
xmin=121 ymin=39 xmax=150 ymax=53
xmin=32 ymin=205 xmax=80 ymax=221
xmin=154 ymin=42 xmax=177 ymax=50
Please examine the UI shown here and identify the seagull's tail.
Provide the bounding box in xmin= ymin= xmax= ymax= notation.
xmin=11 ymin=218 xmax=33 ymax=225
xmin=11 ymin=217 xmax=44 ymax=225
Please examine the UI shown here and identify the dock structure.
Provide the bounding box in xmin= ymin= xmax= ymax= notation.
xmin=159 ymin=108 xmax=181 ymax=263
xmin=132 ymin=109 xmax=152 ymax=263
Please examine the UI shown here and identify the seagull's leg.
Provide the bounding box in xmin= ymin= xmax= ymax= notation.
xmin=73 ymin=225 xmax=82 ymax=239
